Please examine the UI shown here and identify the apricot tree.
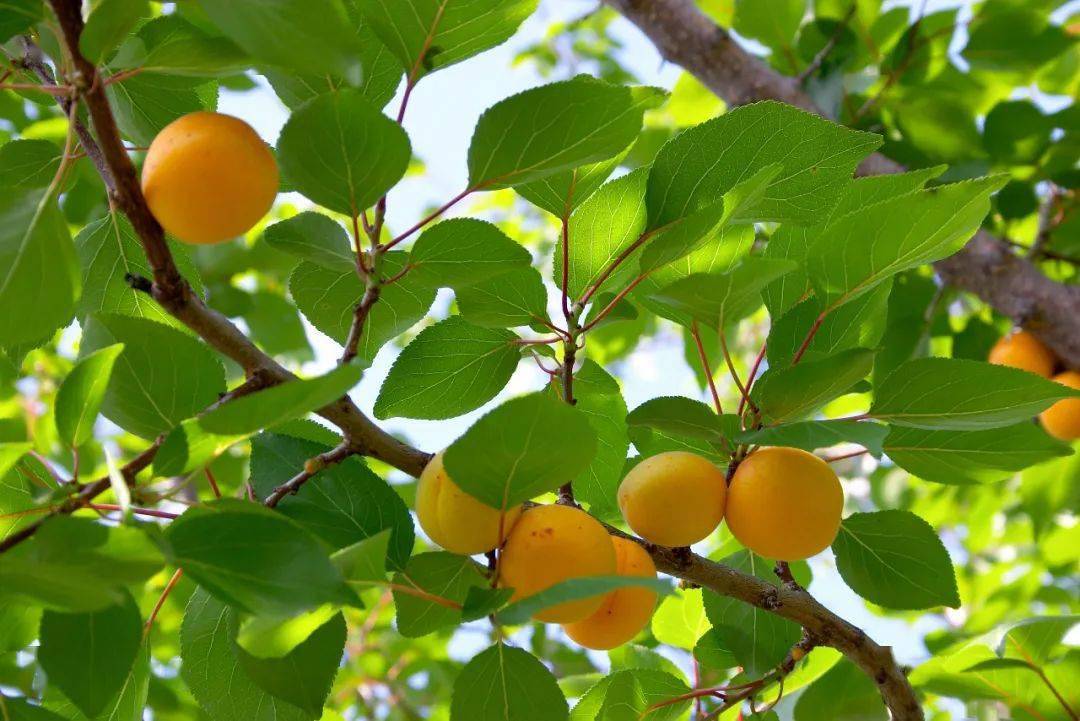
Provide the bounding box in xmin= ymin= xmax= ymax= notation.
xmin=0 ymin=1 xmax=1078 ymax=721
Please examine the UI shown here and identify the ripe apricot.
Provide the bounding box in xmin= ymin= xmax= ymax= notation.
xmin=1040 ymin=371 xmax=1080 ymax=441
xmin=141 ymin=112 xmax=278 ymax=245
xmin=499 ymin=504 xmax=616 ymax=623
xmin=415 ymin=453 xmax=522 ymax=555
xmin=562 ymin=536 xmax=658 ymax=650
xmin=617 ymin=451 xmax=726 ymax=547
xmin=725 ymin=447 xmax=843 ymax=561
xmin=988 ymin=330 xmax=1057 ymax=378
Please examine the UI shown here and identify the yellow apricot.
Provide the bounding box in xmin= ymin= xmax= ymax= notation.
xmin=725 ymin=447 xmax=843 ymax=562
xmin=415 ymin=453 xmax=522 ymax=555
xmin=562 ymin=537 xmax=658 ymax=650
xmin=141 ymin=112 xmax=278 ymax=245
xmin=1040 ymin=371 xmax=1080 ymax=441
xmin=617 ymin=451 xmax=727 ymax=547
xmin=499 ymin=504 xmax=616 ymax=623
xmin=988 ymin=330 xmax=1057 ymax=378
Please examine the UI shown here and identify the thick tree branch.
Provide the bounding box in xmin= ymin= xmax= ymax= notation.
xmin=603 ymin=0 xmax=1080 ymax=369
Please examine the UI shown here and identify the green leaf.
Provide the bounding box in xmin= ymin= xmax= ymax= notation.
xmin=497 ymin=575 xmax=671 ymax=625
xmin=806 ymin=177 xmax=1006 ymax=309
xmin=54 ymin=344 xmax=125 ymax=448
xmin=38 ymin=592 xmax=142 ymax=718
xmin=558 ymin=168 xmax=647 ymax=299
xmin=832 ymin=510 xmax=960 ymax=610
xmin=870 ymin=358 xmax=1080 ymax=430
xmin=983 ymin=100 xmax=1052 ymax=165
xmin=80 ymin=313 xmax=225 ymax=439
xmin=200 ymin=364 xmax=362 ymax=434
xmin=199 ymin=0 xmax=362 ymax=77
xmin=410 ymin=218 xmax=531 ymax=288
xmin=0 ymin=139 xmax=61 ymax=188
xmin=111 ymin=14 xmax=250 ymax=76
xmin=79 ymin=0 xmax=148 ymax=63
xmin=648 ymin=258 xmax=796 ymax=330
xmin=0 ymin=697 xmax=68 ymax=721
xmin=451 ymin=643 xmax=568 ymax=721
xmin=646 ymin=101 xmax=880 ymax=228
xmin=517 ymin=148 xmax=629 ymax=220
xmin=0 ymin=444 xmax=34 ymax=543
xmin=153 ymin=418 xmax=245 ymax=477
xmin=237 ymin=612 xmax=346 ymax=717
xmin=181 ymin=589 xmax=310 ymax=721
xmin=703 ymin=551 xmax=800 ymax=676
xmin=278 ymin=89 xmax=410 ymax=215
xmin=625 ymin=397 xmax=734 ymax=463
xmin=263 ymin=212 xmax=355 ymax=272
xmin=359 ymin=0 xmax=539 ymax=79
xmin=250 ymin=432 xmax=414 ymax=567
xmin=235 ymin=604 xmax=340 ymax=660
xmin=291 ymin=252 xmax=435 ymax=359
xmin=106 ymin=73 xmax=216 ymax=146
xmin=75 ymin=214 xmax=204 ymax=328
xmin=1022 ymin=452 xmax=1080 ymax=540
xmin=766 ymin=282 xmax=891 ymax=368
xmin=443 ymin=392 xmax=598 ymax=509
xmin=734 ymin=420 xmax=888 ymax=457
xmin=962 ymin=6 xmax=1075 ymax=75
xmin=333 ymin=529 xmax=391 ymax=587
xmin=0 ymin=188 xmax=80 ymax=346
xmin=462 ymin=586 xmax=514 ymax=622
xmin=793 ymin=659 xmax=888 ymax=721
xmin=0 ymin=594 xmax=40 ymax=653
xmin=374 ymin=316 xmax=521 ymax=420
xmin=571 ymin=670 xmax=689 ymax=721
xmin=165 ymin=499 xmax=354 ymax=616
xmin=566 ymin=361 xmax=629 ymax=522
xmin=639 ymin=163 xmax=781 ymax=272
xmin=650 ymin=588 xmax=710 ymax=650
xmin=1001 ymin=616 xmax=1079 ymax=665
xmin=884 ymin=424 xmax=1073 ymax=485
xmin=753 ymin=349 xmax=874 ymax=422
xmin=0 ymin=0 xmax=41 ymax=43
xmin=46 ymin=640 xmax=151 ymax=721
xmin=392 ymin=552 xmax=486 ymax=638
xmin=0 ymin=517 xmax=163 ymax=612
xmin=456 ymin=266 xmax=548 ymax=328
xmin=468 ymin=76 xmax=647 ymax=188
xmin=733 ymin=0 xmax=804 ymax=55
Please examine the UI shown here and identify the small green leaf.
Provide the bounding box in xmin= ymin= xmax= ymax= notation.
xmin=651 ymin=588 xmax=710 ymax=651
xmin=832 ymin=510 xmax=960 ymax=610
xmin=392 ymin=552 xmax=486 ymax=638
xmin=468 ymin=76 xmax=646 ymax=188
xmin=0 ymin=188 xmax=80 ymax=346
xmin=79 ymin=0 xmax=149 ymax=63
xmin=870 ymin=358 xmax=1080 ymax=430
xmin=884 ymin=424 xmax=1073 ymax=484
xmin=443 ymin=392 xmax=598 ymax=509
xmin=235 ymin=605 xmax=340 ymax=660
xmin=333 ymin=529 xmax=391 ymax=586
xmin=497 ymin=575 xmax=671 ymax=625
xmin=565 ymin=361 xmax=629 ymax=522
xmin=165 ymin=499 xmax=355 ymax=616
xmin=278 ymin=89 xmax=411 ymax=215
xmin=451 ymin=643 xmax=568 ymax=721
xmin=374 ymin=317 xmax=520 ymax=420
xmin=38 ymin=592 xmax=142 ymax=718
xmin=80 ymin=313 xmax=225 ymax=440
xmin=753 ymin=349 xmax=874 ymax=422
xmin=735 ymin=420 xmax=888 ymax=457
xmin=55 ymin=343 xmax=124 ymax=448
xmin=410 ymin=218 xmax=531 ymax=288
xmin=626 ymin=397 xmax=734 ymax=463
xmin=1000 ymin=616 xmax=1079 ymax=665
xmin=263 ymin=212 xmax=355 ymax=271
xmin=518 ymin=148 xmax=630 ymax=219
xmin=733 ymin=0 xmax=805 ymax=55
xmin=456 ymin=266 xmax=548 ymax=328
xmin=358 ymin=0 xmax=539 ymax=79
xmin=199 ymin=0 xmax=361 ymax=77
xmin=200 ymin=364 xmax=362 ymax=435
xmin=572 ymin=669 xmax=689 ymax=721
xmin=648 ymin=258 xmax=796 ymax=330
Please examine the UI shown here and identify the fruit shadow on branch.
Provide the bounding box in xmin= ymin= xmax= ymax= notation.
xmin=602 ymin=0 xmax=1080 ymax=369
xmin=35 ymin=2 xmax=919 ymax=717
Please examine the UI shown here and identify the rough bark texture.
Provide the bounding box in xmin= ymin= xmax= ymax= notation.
xmin=605 ymin=0 xmax=1080 ymax=369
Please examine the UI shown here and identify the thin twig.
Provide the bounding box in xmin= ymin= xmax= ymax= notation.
xmin=690 ymin=321 xmax=723 ymax=415
xmin=264 ymin=443 xmax=355 ymax=507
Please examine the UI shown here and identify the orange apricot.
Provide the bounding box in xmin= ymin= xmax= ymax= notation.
xmin=617 ymin=451 xmax=727 ymax=547
xmin=141 ymin=112 xmax=278 ymax=244
xmin=988 ymin=330 xmax=1057 ymax=378
xmin=415 ymin=453 xmax=522 ymax=555
xmin=1040 ymin=371 xmax=1080 ymax=441
xmin=725 ymin=447 xmax=843 ymax=561
xmin=562 ymin=536 xmax=658 ymax=650
xmin=498 ymin=504 xmax=616 ymax=623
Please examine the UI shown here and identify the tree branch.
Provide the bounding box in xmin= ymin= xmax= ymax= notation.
xmin=603 ymin=0 xmax=1080 ymax=369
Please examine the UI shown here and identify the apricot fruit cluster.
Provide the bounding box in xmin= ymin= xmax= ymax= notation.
xmin=617 ymin=448 xmax=844 ymax=562
xmin=988 ymin=329 xmax=1080 ymax=440
xmin=141 ymin=112 xmax=278 ymax=245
